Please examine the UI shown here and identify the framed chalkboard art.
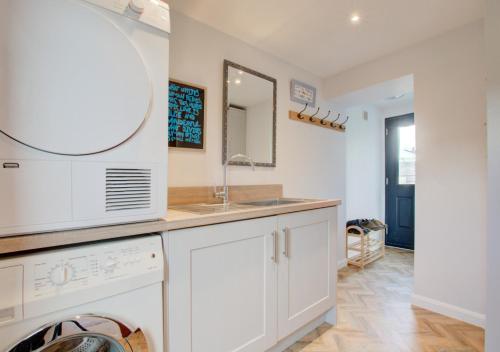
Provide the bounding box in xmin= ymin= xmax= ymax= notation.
xmin=168 ymin=79 xmax=206 ymax=150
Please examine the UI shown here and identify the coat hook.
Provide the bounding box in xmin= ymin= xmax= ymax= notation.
xmin=297 ymin=103 xmax=308 ymax=119
xmin=340 ymin=115 xmax=350 ymax=128
xmin=309 ymin=107 xmax=320 ymax=122
xmin=320 ymin=110 xmax=331 ymax=125
xmin=330 ymin=113 xmax=341 ymax=127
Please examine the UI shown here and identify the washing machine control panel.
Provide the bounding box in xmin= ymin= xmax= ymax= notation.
xmin=0 ymin=235 xmax=164 ymax=325
xmin=25 ymin=236 xmax=163 ymax=300
xmin=83 ymin=0 xmax=171 ymax=33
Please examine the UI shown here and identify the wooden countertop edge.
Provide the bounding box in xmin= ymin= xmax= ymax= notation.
xmin=165 ymin=199 xmax=341 ymax=230
xmin=0 ymin=219 xmax=168 ymax=256
xmin=0 ymin=199 xmax=341 ymax=255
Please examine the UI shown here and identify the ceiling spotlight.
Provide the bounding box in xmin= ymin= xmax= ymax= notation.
xmin=234 ymin=78 xmax=241 ymax=85
xmin=238 ymin=70 xmax=244 ymax=75
xmin=350 ymin=14 xmax=361 ymax=24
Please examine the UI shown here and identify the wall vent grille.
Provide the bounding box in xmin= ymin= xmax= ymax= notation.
xmin=106 ymin=168 xmax=151 ymax=212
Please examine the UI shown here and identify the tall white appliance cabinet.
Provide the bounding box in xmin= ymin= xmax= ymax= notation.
xmin=0 ymin=0 xmax=170 ymax=236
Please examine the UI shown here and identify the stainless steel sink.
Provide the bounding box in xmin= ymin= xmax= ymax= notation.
xmin=169 ymin=198 xmax=311 ymax=215
xmin=236 ymin=198 xmax=310 ymax=207
xmin=169 ymin=203 xmax=254 ymax=215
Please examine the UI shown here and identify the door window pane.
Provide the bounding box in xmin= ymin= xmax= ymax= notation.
xmin=398 ymin=125 xmax=416 ymax=185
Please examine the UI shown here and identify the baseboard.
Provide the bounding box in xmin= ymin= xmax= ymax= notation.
xmin=412 ymin=294 xmax=485 ymax=328
xmin=337 ymin=258 xmax=347 ymax=269
xmin=266 ymin=313 xmax=326 ymax=352
xmin=385 ymin=245 xmax=414 ymax=252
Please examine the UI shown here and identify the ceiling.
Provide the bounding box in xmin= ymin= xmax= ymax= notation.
xmin=330 ymin=74 xmax=414 ymax=110
xmin=168 ymin=0 xmax=484 ymax=77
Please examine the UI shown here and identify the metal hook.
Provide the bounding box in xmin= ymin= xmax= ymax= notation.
xmin=320 ymin=110 xmax=331 ymax=125
xmin=309 ymin=107 xmax=320 ymax=122
xmin=340 ymin=115 xmax=350 ymax=128
xmin=297 ymin=103 xmax=308 ymax=119
xmin=330 ymin=113 xmax=341 ymax=127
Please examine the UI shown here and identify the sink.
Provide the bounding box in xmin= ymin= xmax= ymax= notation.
xmin=169 ymin=203 xmax=253 ymax=215
xmin=169 ymin=198 xmax=311 ymax=215
xmin=236 ymin=198 xmax=310 ymax=207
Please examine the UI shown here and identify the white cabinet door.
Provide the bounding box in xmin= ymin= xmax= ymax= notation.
xmin=277 ymin=207 xmax=337 ymax=339
xmin=168 ymin=217 xmax=278 ymax=352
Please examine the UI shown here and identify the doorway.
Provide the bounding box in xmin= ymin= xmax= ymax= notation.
xmin=385 ymin=114 xmax=415 ymax=250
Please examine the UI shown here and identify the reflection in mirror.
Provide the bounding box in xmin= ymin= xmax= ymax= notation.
xmin=223 ymin=60 xmax=276 ymax=167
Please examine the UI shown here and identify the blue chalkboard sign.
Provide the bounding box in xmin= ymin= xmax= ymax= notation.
xmin=169 ymin=79 xmax=206 ymax=149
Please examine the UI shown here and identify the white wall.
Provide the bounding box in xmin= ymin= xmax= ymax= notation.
xmin=345 ymin=106 xmax=384 ymax=221
xmin=381 ymin=100 xmax=414 ymax=119
xmin=324 ymin=22 xmax=487 ymax=327
xmin=485 ymin=0 xmax=500 ymax=348
xmin=168 ymin=12 xmax=346 ymax=262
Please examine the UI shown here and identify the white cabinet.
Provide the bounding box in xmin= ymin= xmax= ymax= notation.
xmin=168 ymin=217 xmax=278 ymax=352
xmin=277 ymin=207 xmax=337 ymax=339
xmin=167 ymin=207 xmax=337 ymax=352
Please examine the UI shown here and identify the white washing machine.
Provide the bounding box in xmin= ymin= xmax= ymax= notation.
xmin=0 ymin=0 xmax=170 ymax=236
xmin=0 ymin=235 xmax=164 ymax=351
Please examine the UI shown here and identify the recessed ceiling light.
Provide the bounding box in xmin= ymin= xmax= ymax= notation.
xmin=234 ymin=78 xmax=242 ymax=85
xmin=350 ymin=14 xmax=361 ymax=24
xmin=238 ymin=70 xmax=244 ymax=75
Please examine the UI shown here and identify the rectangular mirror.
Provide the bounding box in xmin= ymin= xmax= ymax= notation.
xmin=223 ymin=60 xmax=277 ymax=167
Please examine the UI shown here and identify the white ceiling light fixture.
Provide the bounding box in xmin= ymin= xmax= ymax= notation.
xmin=350 ymin=13 xmax=361 ymax=24
xmin=234 ymin=78 xmax=242 ymax=85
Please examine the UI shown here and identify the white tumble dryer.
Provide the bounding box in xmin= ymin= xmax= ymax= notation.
xmin=0 ymin=0 xmax=170 ymax=236
xmin=0 ymin=235 xmax=164 ymax=352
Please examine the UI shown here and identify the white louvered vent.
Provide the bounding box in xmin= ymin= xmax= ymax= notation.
xmin=106 ymin=168 xmax=152 ymax=212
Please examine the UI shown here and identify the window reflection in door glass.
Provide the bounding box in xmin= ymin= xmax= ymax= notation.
xmin=398 ymin=125 xmax=416 ymax=185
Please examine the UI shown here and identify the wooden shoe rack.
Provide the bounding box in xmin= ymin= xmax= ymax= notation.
xmin=346 ymin=225 xmax=386 ymax=269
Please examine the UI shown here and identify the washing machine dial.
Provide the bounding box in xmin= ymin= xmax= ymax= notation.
xmin=49 ymin=264 xmax=72 ymax=286
xmin=104 ymin=257 xmax=119 ymax=273
xmin=128 ymin=0 xmax=146 ymax=14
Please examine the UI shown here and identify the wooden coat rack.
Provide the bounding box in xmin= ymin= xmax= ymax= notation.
xmin=288 ymin=104 xmax=348 ymax=132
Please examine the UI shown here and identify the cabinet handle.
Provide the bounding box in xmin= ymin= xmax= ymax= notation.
xmin=271 ymin=230 xmax=279 ymax=263
xmin=283 ymin=227 xmax=290 ymax=258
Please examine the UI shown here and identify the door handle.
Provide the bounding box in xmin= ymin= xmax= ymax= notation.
xmin=282 ymin=227 xmax=290 ymax=258
xmin=271 ymin=230 xmax=279 ymax=263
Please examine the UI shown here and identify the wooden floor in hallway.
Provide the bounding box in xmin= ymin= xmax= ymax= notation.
xmin=286 ymin=248 xmax=484 ymax=352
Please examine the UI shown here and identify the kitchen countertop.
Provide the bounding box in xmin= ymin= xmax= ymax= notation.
xmin=0 ymin=198 xmax=341 ymax=255
xmin=165 ymin=198 xmax=341 ymax=230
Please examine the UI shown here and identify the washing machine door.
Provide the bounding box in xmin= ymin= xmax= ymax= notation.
xmin=0 ymin=0 xmax=152 ymax=156
xmin=6 ymin=315 xmax=148 ymax=352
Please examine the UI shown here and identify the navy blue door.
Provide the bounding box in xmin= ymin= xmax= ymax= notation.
xmin=385 ymin=114 xmax=415 ymax=250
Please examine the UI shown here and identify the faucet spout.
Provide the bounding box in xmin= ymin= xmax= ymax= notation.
xmin=215 ymin=154 xmax=256 ymax=205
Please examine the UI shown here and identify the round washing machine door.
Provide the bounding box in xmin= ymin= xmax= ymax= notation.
xmin=6 ymin=315 xmax=149 ymax=352
xmin=0 ymin=0 xmax=152 ymax=156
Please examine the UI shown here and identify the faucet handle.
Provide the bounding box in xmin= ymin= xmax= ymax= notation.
xmin=213 ymin=185 xmax=225 ymax=200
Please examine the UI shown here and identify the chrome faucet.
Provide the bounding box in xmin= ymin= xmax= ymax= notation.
xmin=215 ymin=154 xmax=255 ymax=205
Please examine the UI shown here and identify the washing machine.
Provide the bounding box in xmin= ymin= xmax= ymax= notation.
xmin=0 ymin=0 xmax=170 ymax=236
xmin=0 ymin=235 xmax=164 ymax=351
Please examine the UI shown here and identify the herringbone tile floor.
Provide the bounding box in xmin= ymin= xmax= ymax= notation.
xmin=287 ymin=248 xmax=484 ymax=352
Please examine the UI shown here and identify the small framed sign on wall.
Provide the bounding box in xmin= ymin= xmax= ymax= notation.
xmin=168 ymin=79 xmax=206 ymax=150
xmin=290 ymin=79 xmax=317 ymax=107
